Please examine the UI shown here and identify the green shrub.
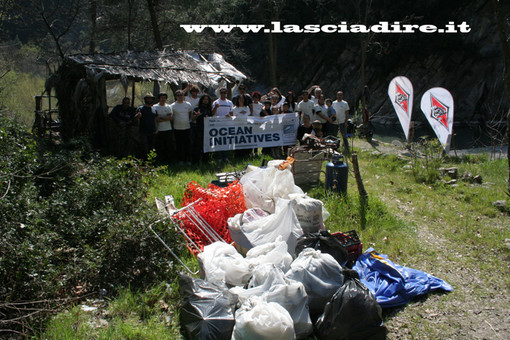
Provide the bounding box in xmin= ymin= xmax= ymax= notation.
xmin=0 ymin=113 xmax=185 ymax=335
xmin=410 ymin=137 xmax=444 ymax=184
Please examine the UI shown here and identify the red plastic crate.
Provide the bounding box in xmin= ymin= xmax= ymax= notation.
xmin=331 ymin=230 xmax=363 ymax=265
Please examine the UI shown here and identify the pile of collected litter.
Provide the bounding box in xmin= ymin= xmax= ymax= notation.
xmin=155 ymin=160 xmax=452 ymax=339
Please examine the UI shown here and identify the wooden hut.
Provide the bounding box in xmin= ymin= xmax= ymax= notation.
xmin=45 ymin=50 xmax=247 ymax=144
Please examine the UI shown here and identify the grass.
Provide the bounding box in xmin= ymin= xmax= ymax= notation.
xmin=0 ymin=70 xmax=45 ymax=126
xmin=40 ymin=140 xmax=510 ymax=339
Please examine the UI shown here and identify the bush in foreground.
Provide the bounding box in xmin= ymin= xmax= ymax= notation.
xmin=0 ymin=113 xmax=184 ymax=335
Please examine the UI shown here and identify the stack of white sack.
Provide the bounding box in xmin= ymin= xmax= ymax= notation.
xmin=240 ymin=163 xmax=330 ymax=234
xmin=227 ymin=199 xmax=303 ymax=256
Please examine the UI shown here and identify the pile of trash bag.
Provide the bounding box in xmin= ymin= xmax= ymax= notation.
xmin=175 ymin=161 xmax=452 ymax=339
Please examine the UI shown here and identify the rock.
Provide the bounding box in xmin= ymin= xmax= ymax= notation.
xmin=447 ymin=168 xmax=459 ymax=179
xmin=492 ymin=200 xmax=506 ymax=209
xmin=445 ymin=179 xmax=457 ymax=185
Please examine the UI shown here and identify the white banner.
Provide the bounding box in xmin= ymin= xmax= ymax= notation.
xmin=388 ymin=76 xmax=413 ymax=140
xmin=203 ymin=113 xmax=300 ymax=152
xmin=420 ymin=88 xmax=454 ymax=153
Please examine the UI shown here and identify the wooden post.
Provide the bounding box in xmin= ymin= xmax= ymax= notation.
xmin=131 ymin=80 xmax=136 ymax=107
xmin=352 ymin=152 xmax=368 ymax=198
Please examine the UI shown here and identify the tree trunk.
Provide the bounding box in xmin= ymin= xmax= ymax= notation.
xmin=352 ymin=152 xmax=367 ymax=198
xmin=146 ymin=0 xmax=162 ymax=50
xmin=127 ymin=0 xmax=135 ymax=50
xmin=268 ymin=32 xmax=277 ymax=86
xmin=89 ymin=0 xmax=97 ymax=53
xmin=492 ymin=0 xmax=510 ymax=193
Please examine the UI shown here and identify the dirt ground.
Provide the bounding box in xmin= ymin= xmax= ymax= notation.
xmin=355 ymin=138 xmax=510 ymax=339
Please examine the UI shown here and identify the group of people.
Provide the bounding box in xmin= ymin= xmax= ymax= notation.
xmin=108 ymin=83 xmax=351 ymax=164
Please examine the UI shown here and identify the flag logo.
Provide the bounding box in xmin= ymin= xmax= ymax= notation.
xmin=430 ymin=94 xmax=449 ymax=128
xmin=394 ymin=82 xmax=409 ymax=114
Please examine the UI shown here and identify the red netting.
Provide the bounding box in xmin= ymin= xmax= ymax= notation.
xmin=175 ymin=181 xmax=246 ymax=255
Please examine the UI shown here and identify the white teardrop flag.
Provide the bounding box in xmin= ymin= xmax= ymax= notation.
xmin=388 ymin=76 xmax=413 ymax=140
xmin=420 ymin=87 xmax=454 ymax=153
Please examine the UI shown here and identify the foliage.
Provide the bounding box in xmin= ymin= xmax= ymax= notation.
xmin=0 ymin=113 xmax=185 ymax=335
xmin=39 ymin=282 xmax=181 ymax=339
xmin=410 ymin=136 xmax=444 ymax=184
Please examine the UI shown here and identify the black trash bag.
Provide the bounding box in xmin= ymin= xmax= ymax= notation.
xmin=179 ymin=274 xmax=238 ymax=340
xmin=295 ymin=231 xmax=349 ymax=266
xmin=315 ymin=278 xmax=387 ymax=340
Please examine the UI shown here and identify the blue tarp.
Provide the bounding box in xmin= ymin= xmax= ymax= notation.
xmin=353 ymin=248 xmax=453 ymax=308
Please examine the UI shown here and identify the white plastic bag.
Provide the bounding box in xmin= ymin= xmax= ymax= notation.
xmin=285 ymin=248 xmax=344 ymax=321
xmin=230 ymin=264 xmax=312 ymax=339
xmin=288 ymin=193 xmax=329 ymax=234
xmin=228 ymin=199 xmax=303 ymax=256
xmin=232 ymin=296 xmax=295 ymax=340
xmin=197 ymin=242 xmax=251 ymax=287
xmin=240 ymin=164 xmax=304 ymax=213
xmin=245 ymin=236 xmax=293 ymax=273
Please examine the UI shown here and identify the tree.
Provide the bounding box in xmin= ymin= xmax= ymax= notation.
xmin=146 ymin=0 xmax=162 ymax=50
xmin=23 ymin=0 xmax=84 ymax=59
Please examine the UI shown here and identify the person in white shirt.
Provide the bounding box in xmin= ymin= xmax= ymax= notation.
xmin=332 ymin=90 xmax=350 ymax=150
xmin=307 ymin=85 xmax=322 ymax=104
xmin=270 ymin=95 xmax=281 ymax=115
xmin=184 ymin=84 xmax=201 ymax=109
xmin=232 ymin=83 xmax=253 ymax=114
xmin=251 ymin=91 xmax=264 ymax=117
xmin=211 ymin=87 xmax=233 ymax=162
xmin=297 ymin=90 xmax=315 ymax=123
xmin=232 ymin=94 xmax=251 ymax=117
xmin=153 ymin=92 xmax=174 ymax=164
xmin=212 ymin=87 xmax=234 ymax=117
xmin=171 ymin=90 xmax=193 ymax=165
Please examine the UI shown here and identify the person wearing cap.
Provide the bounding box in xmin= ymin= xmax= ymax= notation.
xmin=260 ymin=100 xmax=272 ymax=117
xmin=311 ymin=120 xmax=324 ymax=138
xmin=134 ymin=92 xmax=157 ymax=160
xmin=171 ymin=89 xmax=193 ymax=165
xmin=154 ymin=92 xmax=174 ymax=164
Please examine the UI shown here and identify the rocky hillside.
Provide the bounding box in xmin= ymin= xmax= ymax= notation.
xmin=241 ymin=0 xmax=507 ymax=125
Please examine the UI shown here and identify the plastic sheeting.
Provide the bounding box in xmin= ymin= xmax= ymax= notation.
xmin=353 ymin=248 xmax=453 ymax=308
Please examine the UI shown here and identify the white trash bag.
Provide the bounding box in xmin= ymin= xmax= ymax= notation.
xmin=240 ymin=164 xmax=304 ymax=213
xmin=228 ymin=199 xmax=303 ymax=256
xmin=288 ymin=193 xmax=329 ymax=234
xmin=197 ymin=242 xmax=251 ymax=287
xmin=245 ymin=236 xmax=293 ymax=273
xmin=232 ymin=296 xmax=295 ymax=340
xmin=285 ymin=248 xmax=345 ymax=321
xmin=230 ymin=264 xmax=313 ymax=339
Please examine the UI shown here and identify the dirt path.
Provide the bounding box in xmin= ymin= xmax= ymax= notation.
xmin=354 ymin=138 xmax=510 ymax=339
